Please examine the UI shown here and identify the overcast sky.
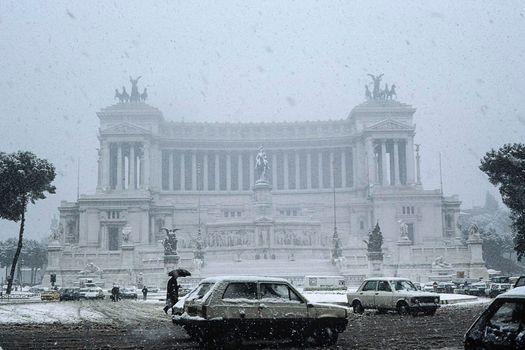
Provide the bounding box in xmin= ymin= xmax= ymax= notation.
xmin=1 ymin=1 xmax=524 ymax=241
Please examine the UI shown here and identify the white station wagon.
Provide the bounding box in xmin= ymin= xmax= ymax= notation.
xmin=173 ymin=275 xmax=348 ymax=348
xmin=347 ymin=277 xmax=440 ymax=316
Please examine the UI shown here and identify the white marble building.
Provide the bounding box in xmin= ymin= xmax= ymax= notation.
xmin=46 ymin=85 xmax=487 ymax=288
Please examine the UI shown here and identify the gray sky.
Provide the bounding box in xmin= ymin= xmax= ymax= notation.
xmin=1 ymin=1 xmax=524 ymax=240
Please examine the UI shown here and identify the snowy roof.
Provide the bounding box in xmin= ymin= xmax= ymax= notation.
xmin=497 ymin=286 xmax=525 ymax=298
xmin=199 ymin=275 xmax=289 ymax=284
xmin=362 ymin=277 xmax=414 ymax=281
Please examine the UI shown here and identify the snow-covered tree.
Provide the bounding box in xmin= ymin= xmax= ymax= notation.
xmin=0 ymin=151 xmax=55 ymax=294
xmin=480 ymin=143 xmax=525 ymax=260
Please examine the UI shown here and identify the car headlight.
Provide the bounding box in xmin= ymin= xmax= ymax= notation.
xmin=412 ymin=298 xmax=419 ymax=304
xmin=434 ymin=298 xmax=439 ymax=303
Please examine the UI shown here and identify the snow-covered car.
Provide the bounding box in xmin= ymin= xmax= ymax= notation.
xmin=172 ymin=276 xmax=348 ymax=348
xmin=40 ymin=290 xmax=60 ymax=301
xmin=59 ymin=288 xmax=80 ymax=301
xmin=466 ymin=281 xmax=488 ymax=296
xmin=347 ymin=277 xmax=440 ymax=316
xmin=79 ymin=287 xmax=105 ymax=300
xmin=464 ymin=286 xmax=525 ymax=349
xmin=120 ymin=288 xmax=138 ymax=299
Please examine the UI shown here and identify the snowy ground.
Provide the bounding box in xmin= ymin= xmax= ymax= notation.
xmin=0 ymin=289 xmax=486 ymax=325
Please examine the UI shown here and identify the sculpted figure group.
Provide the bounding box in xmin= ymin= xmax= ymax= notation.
xmin=365 ymin=73 xmax=396 ymax=101
xmin=115 ymin=76 xmax=148 ymax=103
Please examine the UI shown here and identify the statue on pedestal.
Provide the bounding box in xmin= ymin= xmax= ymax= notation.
xmin=122 ymin=225 xmax=132 ymax=244
xmin=129 ymin=76 xmax=142 ymax=103
xmin=255 ymin=146 xmax=270 ymax=182
xmin=162 ymin=228 xmax=179 ymax=256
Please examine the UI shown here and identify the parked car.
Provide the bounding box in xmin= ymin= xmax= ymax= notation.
xmin=120 ymin=287 xmax=138 ymax=299
xmin=40 ymin=289 xmax=61 ymax=301
xmin=347 ymin=277 xmax=440 ymax=316
xmin=173 ymin=275 xmax=348 ymax=348
xmin=79 ymin=287 xmax=105 ymax=300
xmin=466 ymin=281 xmax=489 ymax=296
xmin=436 ymin=281 xmax=456 ymax=294
xmin=59 ymin=288 xmax=80 ymax=301
xmin=464 ymin=286 xmax=525 ymax=349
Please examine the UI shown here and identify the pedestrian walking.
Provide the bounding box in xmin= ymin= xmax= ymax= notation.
xmin=111 ymin=285 xmax=120 ymax=302
xmin=163 ymin=270 xmax=179 ymax=314
xmin=142 ymin=286 xmax=148 ymax=300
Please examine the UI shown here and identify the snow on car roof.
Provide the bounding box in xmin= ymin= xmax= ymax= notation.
xmin=497 ymin=286 xmax=525 ymax=298
xmin=199 ymin=275 xmax=289 ymax=283
xmin=362 ymin=277 xmax=413 ymax=281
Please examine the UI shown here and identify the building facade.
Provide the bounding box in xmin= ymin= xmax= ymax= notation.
xmin=46 ymin=83 xmax=487 ymax=288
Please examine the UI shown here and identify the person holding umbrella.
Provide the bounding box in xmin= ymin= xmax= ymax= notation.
xmin=164 ymin=268 xmax=191 ymax=314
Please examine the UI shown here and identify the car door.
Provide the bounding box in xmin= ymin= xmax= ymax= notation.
xmin=374 ymin=280 xmax=394 ymax=309
xmin=258 ymin=282 xmax=308 ymax=338
xmin=358 ymin=280 xmax=378 ymax=308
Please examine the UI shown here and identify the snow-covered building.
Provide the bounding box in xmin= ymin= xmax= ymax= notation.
xmin=45 ymin=81 xmax=487 ymax=288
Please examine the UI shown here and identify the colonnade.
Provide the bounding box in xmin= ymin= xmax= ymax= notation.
xmin=102 ymin=142 xmax=149 ymax=191
xmin=161 ymin=148 xmax=354 ymax=191
xmin=366 ymin=138 xmax=415 ymax=186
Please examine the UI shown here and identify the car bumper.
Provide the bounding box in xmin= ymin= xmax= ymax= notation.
xmin=410 ymin=303 xmax=440 ymax=311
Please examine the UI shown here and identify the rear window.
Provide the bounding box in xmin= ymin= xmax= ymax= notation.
xmin=222 ymin=282 xmax=257 ymax=300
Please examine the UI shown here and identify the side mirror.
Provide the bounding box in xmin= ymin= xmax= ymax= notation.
xmin=307 ymin=303 xmax=314 ymax=308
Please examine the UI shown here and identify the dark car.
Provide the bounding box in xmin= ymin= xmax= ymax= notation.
xmin=60 ymin=288 xmax=80 ymax=301
xmin=120 ymin=288 xmax=138 ymax=299
xmin=464 ymin=287 xmax=525 ymax=349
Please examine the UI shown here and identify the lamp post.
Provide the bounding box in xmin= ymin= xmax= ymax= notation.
xmin=331 ymin=158 xmax=342 ymax=262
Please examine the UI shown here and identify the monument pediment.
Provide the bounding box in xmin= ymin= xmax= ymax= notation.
xmin=365 ymin=119 xmax=414 ymax=131
xmin=100 ymin=122 xmax=151 ymax=135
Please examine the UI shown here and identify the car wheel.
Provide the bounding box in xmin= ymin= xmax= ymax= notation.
xmin=353 ymin=301 xmax=364 ymax=314
xmin=313 ymin=326 xmax=338 ymax=347
xmin=397 ymin=302 xmax=410 ymax=315
xmin=424 ymin=308 xmax=437 ymax=316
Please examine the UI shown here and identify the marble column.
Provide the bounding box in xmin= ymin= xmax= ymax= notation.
xmin=393 ymin=140 xmax=400 ymax=186
xmin=102 ymin=140 xmax=110 ymax=190
xmin=116 ymin=143 xmax=123 ymax=190
xmin=249 ymin=153 xmax=254 ymax=186
xmin=272 ymin=152 xmax=277 ymax=188
xmin=295 ymin=151 xmax=300 ymax=189
xmin=215 ymin=153 xmax=220 ymax=191
xmin=238 ymin=153 xmax=243 ymax=190
xmin=180 ymin=152 xmax=186 ymax=191
xmin=203 ymin=152 xmax=208 ymax=191
xmin=341 ymin=149 xmax=347 ymax=188
xmin=283 ymin=152 xmax=289 ymax=189
xmin=192 ymin=152 xmax=197 ymax=191
xmin=329 ymin=150 xmax=334 ymax=189
xmin=306 ymin=151 xmax=312 ymax=189
xmin=168 ymin=151 xmax=174 ymax=191
xmin=318 ymin=150 xmax=323 ymax=189
xmin=406 ymin=137 xmax=415 ymax=185
xmin=129 ymin=144 xmax=136 ymax=189
xmin=226 ymin=154 xmax=231 ymax=191
xmin=381 ymin=140 xmax=388 ymax=186
xmin=365 ymin=138 xmax=375 ymax=186
xmin=142 ymin=142 xmax=149 ymax=190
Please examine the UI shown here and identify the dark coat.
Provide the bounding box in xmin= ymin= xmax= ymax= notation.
xmin=166 ymin=276 xmax=179 ymax=303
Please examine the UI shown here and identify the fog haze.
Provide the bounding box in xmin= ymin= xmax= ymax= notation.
xmin=1 ymin=0 xmax=524 ymax=240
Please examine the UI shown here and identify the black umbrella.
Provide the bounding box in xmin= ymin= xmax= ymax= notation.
xmin=168 ymin=268 xmax=191 ymax=277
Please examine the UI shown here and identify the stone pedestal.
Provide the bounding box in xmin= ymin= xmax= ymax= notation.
xmin=121 ymin=244 xmax=135 ymax=267
xmin=253 ymin=180 xmax=273 ymax=218
xmin=467 ymin=235 xmax=489 ymax=280
xmin=45 ymin=241 xmax=63 ymax=286
xmin=396 ymin=237 xmax=412 ymax=265
xmin=164 ymin=254 xmax=180 ymax=275
xmin=367 ymin=251 xmax=384 ymax=277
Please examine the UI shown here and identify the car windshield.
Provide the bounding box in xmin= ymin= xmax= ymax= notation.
xmin=392 ymin=280 xmax=417 ymax=291
xmin=187 ymin=282 xmax=214 ymax=301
